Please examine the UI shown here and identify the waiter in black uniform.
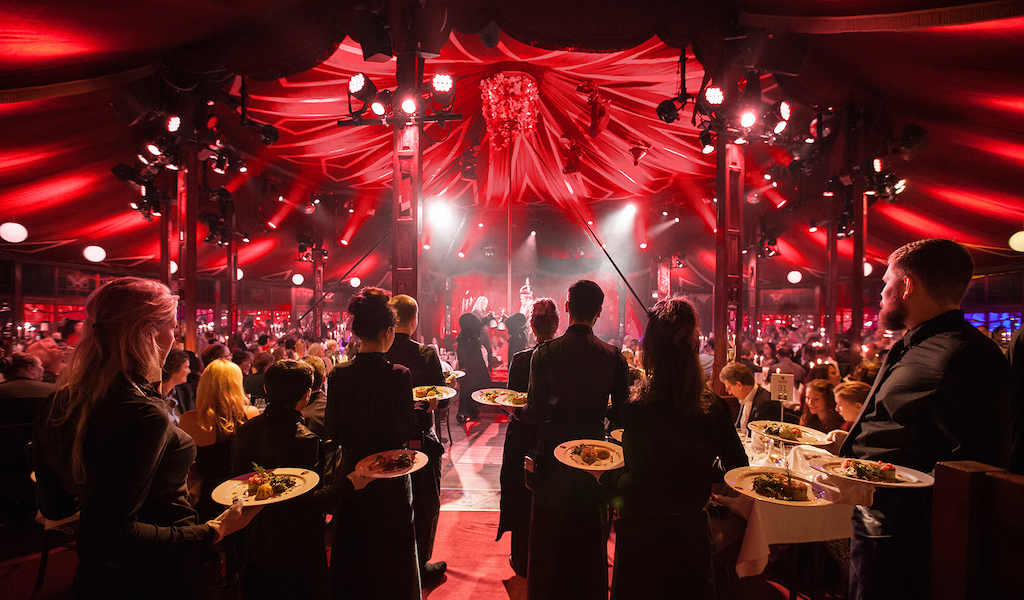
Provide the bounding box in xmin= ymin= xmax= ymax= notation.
xmin=386 ymin=294 xmax=449 ymax=588
xmin=840 ymin=238 xmax=1015 ymax=600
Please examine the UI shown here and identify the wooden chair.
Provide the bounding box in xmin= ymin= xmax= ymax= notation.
xmin=931 ymin=461 xmax=1024 ymax=600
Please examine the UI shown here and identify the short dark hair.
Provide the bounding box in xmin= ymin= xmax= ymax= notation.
xmin=349 ymin=287 xmax=396 ymax=340
xmin=264 ymin=359 xmax=314 ymax=406
xmin=200 ymin=343 xmax=229 ymax=368
xmin=889 ymin=238 xmax=974 ymax=305
xmin=231 ymin=351 xmax=253 ymax=366
xmin=567 ymin=280 xmax=604 ymax=322
xmin=719 ymin=361 xmax=755 ymax=386
xmin=162 ymin=348 xmax=190 ymax=381
xmin=252 ymin=351 xmax=275 ymax=373
xmin=257 ymin=334 xmax=269 ymax=345
xmin=777 ymin=346 xmax=794 ymax=360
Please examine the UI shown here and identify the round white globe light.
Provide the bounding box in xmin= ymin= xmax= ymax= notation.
xmin=83 ymin=245 xmax=106 ymax=262
xmin=787 ymin=270 xmax=803 ymax=284
xmin=236 ymin=268 xmax=244 ymax=280
xmin=863 ymin=262 xmax=873 ymax=277
xmin=170 ymin=260 xmax=178 ymax=274
xmin=0 ymin=222 xmax=28 ymax=243
xmin=291 ymin=273 xmax=305 ymax=286
xmin=1009 ymin=231 xmax=1024 ymax=252
xmin=350 ymin=277 xmax=361 ymax=288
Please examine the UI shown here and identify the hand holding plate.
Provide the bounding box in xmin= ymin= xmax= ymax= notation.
xmin=814 ymin=473 xmax=875 ymax=506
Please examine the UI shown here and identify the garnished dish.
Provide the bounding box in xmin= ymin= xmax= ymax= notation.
xmin=211 ymin=466 xmax=320 ymax=506
xmin=355 ymin=449 xmax=429 ymax=479
xmin=808 ymin=457 xmax=935 ymax=488
xmin=553 ymin=439 xmax=625 ymax=471
xmin=751 ymin=473 xmax=811 ymax=502
xmin=748 ymin=420 xmax=829 ymax=446
xmin=411 ymin=385 xmax=457 ymax=402
xmin=472 ymin=387 xmax=528 ymax=407
xmin=724 ymin=466 xmax=840 ymax=506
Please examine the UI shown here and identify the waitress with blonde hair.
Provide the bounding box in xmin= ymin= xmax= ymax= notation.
xmin=34 ymin=277 xmax=257 ymax=599
xmin=179 ymin=358 xmax=261 ymax=520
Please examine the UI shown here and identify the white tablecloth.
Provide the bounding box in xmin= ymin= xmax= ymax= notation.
xmin=715 ymin=441 xmax=854 ymax=578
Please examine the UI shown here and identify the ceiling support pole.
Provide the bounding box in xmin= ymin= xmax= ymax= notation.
xmin=227 ymin=201 xmax=238 ymax=336
xmin=851 ymin=189 xmax=867 ymax=372
xmin=160 ymin=195 xmax=171 ymax=289
xmin=313 ymin=233 xmax=325 ymax=340
xmin=826 ymin=210 xmax=839 ymax=355
xmin=179 ymin=147 xmax=199 ymax=353
xmin=712 ymin=139 xmax=744 ymax=395
xmin=391 ymin=52 xmax=423 ymax=301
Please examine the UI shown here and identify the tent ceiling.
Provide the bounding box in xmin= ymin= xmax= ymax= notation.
xmin=2 ymin=2 xmax=1023 ymax=296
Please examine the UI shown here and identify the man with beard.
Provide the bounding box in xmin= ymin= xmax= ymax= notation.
xmin=840 ymin=238 xmax=1015 ymax=600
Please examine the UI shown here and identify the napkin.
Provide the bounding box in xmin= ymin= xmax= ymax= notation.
xmin=785 ymin=444 xmax=877 ymax=506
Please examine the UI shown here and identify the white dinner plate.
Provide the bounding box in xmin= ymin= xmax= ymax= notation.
xmin=748 ymin=420 xmax=830 ymax=446
xmin=355 ymin=449 xmax=429 ymax=479
xmin=808 ymin=457 xmax=935 ymax=488
xmin=554 ymin=439 xmax=625 ymax=472
xmin=471 ymin=387 xmax=528 ymax=407
xmin=447 ymin=370 xmax=466 ymax=379
xmin=725 ymin=466 xmax=841 ymax=507
xmin=609 ymin=429 xmax=623 ymax=442
xmin=211 ymin=467 xmax=320 ymax=507
xmin=412 ymin=385 xmax=457 ymax=403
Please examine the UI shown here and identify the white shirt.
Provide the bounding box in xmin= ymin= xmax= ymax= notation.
xmin=737 ymin=385 xmax=758 ymax=431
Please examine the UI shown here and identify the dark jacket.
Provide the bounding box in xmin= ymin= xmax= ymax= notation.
xmin=0 ymin=377 xmax=54 ymax=425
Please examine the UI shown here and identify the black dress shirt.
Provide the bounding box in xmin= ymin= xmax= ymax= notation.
xmin=841 ymin=310 xmax=1015 ymax=472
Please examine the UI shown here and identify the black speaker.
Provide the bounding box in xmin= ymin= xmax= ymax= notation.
xmin=733 ymin=30 xmax=810 ymax=77
xmin=355 ymin=9 xmax=392 ymax=63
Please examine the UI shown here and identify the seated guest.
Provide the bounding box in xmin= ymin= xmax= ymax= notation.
xmin=231 ymin=351 xmax=254 ymax=376
xmin=179 ymin=359 xmax=261 ymax=521
xmin=231 ymin=360 xmax=329 ymax=600
xmin=603 ymin=298 xmax=748 ymax=599
xmin=27 ymin=337 xmax=64 ymax=383
xmin=773 ymin=345 xmax=807 ymax=385
xmin=849 ymin=360 xmax=880 ymax=386
xmin=834 ymin=381 xmax=871 ymax=431
xmin=800 ymin=379 xmax=845 ymax=433
xmin=200 ymin=343 xmax=230 ymax=370
xmin=0 ymin=352 xmax=53 ymax=425
xmin=244 ymin=351 xmax=275 ymax=400
xmin=300 ymin=355 xmax=330 ymax=444
xmin=719 ymin=361 xmax=797 ymax=428
xmin=159 ymin=348 xmax=193 ymax=424
xmin=33 ymin=277 xmax=256 ymax=598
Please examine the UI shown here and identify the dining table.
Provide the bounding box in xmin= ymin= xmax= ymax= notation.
xmin=713 ymin=436 xmax=854 ymax=579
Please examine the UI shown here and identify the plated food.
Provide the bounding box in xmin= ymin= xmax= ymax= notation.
xmin=412 ymin=385 xmax=457 ymax=402
xmin=553 ymin=439 xmax=624 ymax=471
xmin=471 ymin=387 xmax=528 ymax=407
xmin=211 ymin=466 xmax=320 ymax=506
xmin=748 ymin=420 xmax=829 ymax=446
xmin=724 ymin=466 xmax=840 ymax=506
xmin=808 ymin=457 xmax=935 ymax=488
xmin=355 ymin=449 xmax=429 ymax=479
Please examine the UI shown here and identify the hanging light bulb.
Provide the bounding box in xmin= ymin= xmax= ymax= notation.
xmin=0 ymin=221 xmax=28 ymax=243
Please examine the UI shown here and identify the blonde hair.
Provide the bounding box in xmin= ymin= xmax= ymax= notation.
xmin=294 ymin=338 xmax=306 ymax=357
xmin=194 ymin=358 xmax=250 ymax=436
xmin=307 ymin=342 xmax=324 ymax=357
xmin=52 ymin=277 xmax=178 ymax=481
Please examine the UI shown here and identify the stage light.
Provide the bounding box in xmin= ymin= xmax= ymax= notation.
xmin=423 ymin=244 xmax=430 ymax=250
xmin=674 ymin=217 xmax=680 ymax=223
xmin=734 ymin=137 xmax=748 ymax=145
xmin=254 ymin=123 xmax=279 ymax=145
xmin=84 ymin=245 xmax=106 ymax=262
xmin=478 ymin=222 xmax=484 ymax=228
xmin=212 ymin=153 xmax=228 ymax=174
xmin=656 ymin=98 xmax=680 ymax=123
xmin=236 ymin=268 xmax=244 ymax=280
xmin=238 ymin=160 xmax=247 ymax=173
xmin=348 ymin=73 xmax=377 ymax=103
xmin=704 ymin=86 xmax=724 ymax=105
xmin=146 ymin=141 xmax=163 ymax=156
xmin=762 ymin=104 xmax=788 ymax=135
xmin=625 ymin=204 xmax=637 ymax=216
xmin=350 ymin=277 xmax=361 ymax=287
xmin=291 ymin=273 xmax=305 ymax=286
xmin=639 ymin=242 xmax=648 ymax=249
xmin=740 ymin=109 xmax=757 ymax=129
xmin=430 ymin=73 xmax=455 ymax=108
xmin=340 ymin=239 xmax=349 ymax=246
xmin=267 ymin=221 xmax=278 ymax=229
xmin=370 ymin=90 xmax=393 ymax=116
xmin=166 ymin=115 xmax=181 ymax=133
xmin=700 ymin=129 xmax=715 ymax=154
xmin=873 ymin=158 xmax=883 ymax=173
xmin=787 ymin=270 xmax=803 ymax=284
xmin=241 ymin=232 xmax=250 ymax=243
xmin=531 ymin=230 xmax=537 ymax=236
xmin=458 ymin=251 xmax=465 ymax=258
xmin=0 ymin=222 xmax=28 ymax=243
xmin=808 ymin=220 xmax=818 ymax=233
xmin=400 ymin=96 xmax=418 ymax=115
xmin=779 ymin=101 xmax=791 ymax=121
xmin=1008 ymin=231 xmax=1024 ymax=252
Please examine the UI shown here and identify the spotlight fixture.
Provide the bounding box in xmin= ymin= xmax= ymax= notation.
xmin=348 ymin=73 xmax=377 ymax=103
xmin=808 ymin=219 xmax=818 ymax=233
xmin=400 ymin=96 xmax=418 ymax=115
xmin=699 ymin=129 xmax=715 ymax=154
xmin=738 ymin=71 xmax=762 ymax=129
xmin=704 ymin=86 xmax=724 ymax=106
xmin=430 ymin=73 xmax=455 ymax=109
xmin=212 ymin=153 xmax=228 ymax=174
xmin=656 ymin=48 xmax=691 ymax=124
xmin=628 ymin=142 xmax=649 ymax=166
xmin=370 ymin=89 xmax=393 ymax=116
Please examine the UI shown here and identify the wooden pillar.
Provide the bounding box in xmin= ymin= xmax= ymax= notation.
xmin=391 ymin=53 xmax=423 ymax=299
xmin=179 ymin=147 xmax=199 ymax=353
xmin=712 ymin=139 xmax=744 ymax=394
